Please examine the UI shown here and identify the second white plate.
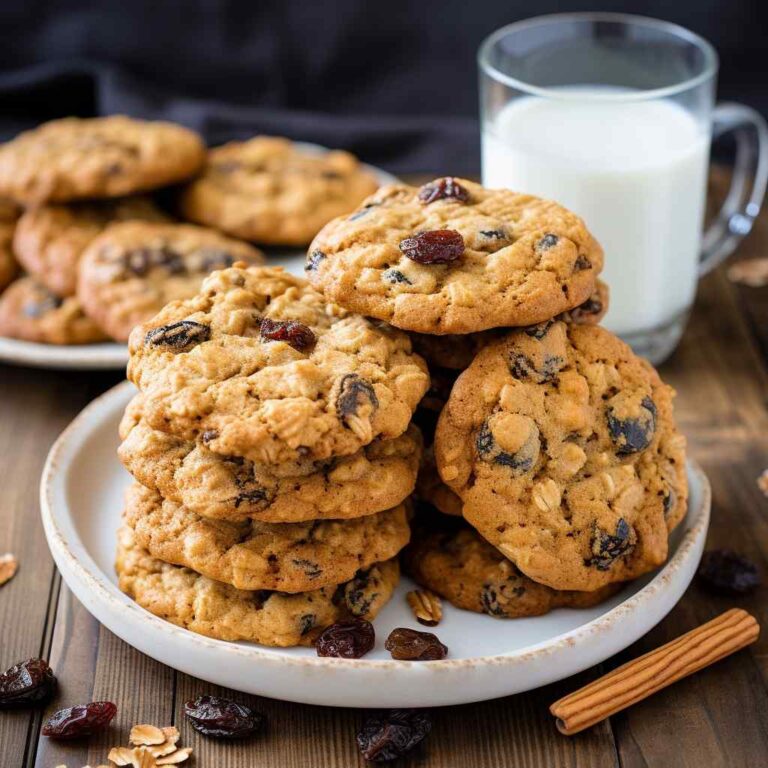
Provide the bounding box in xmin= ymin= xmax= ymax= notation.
xmin=41 ymin=381 xmax=710 ymax=708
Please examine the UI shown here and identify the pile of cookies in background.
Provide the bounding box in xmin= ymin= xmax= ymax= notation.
xmin=115 ymin=266 xmax=429 ymax=646
xmin=0 ymin=115 xmax=378 ymax=345
xmin=308 ymin=177 xmax=689 ymax=622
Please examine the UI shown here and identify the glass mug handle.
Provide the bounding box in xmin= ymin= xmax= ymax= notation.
xmin=700 ymin=103 xmax=768 ymax=276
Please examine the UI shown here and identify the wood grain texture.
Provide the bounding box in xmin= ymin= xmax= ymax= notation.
xmin=1 ymin=169 xmax=767 ymax=767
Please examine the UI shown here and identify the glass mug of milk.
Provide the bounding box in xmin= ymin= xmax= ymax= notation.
xmin=480 ymin=14 xmax=768 ymax=363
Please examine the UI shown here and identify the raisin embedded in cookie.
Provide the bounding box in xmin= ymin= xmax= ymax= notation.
xmin=411 ymin=279 xmax=609 ymax=370
xmin=0 ymin=276 xmax=108 ymax=344
xmin=77 ymin=221 xmax=264 ymax=341
xmin=403 ymin=514 xmax=621 ymax=617
xmin=179 ymin=136 xmax=380 ymax=246
xmin=14 ymin=197 xmax=170 ymax=298
xmin=0 ymin=116 xmax=205 ymax=204
xmin=115 ymin=525 xmax=399 ymax=647
xmin=306 ymin=177 xmax=603 ymax=334
xmin=119 ymin=396 xmax=422 ymax=523
xmin=435 ymin=322 xmax=687 ymax=592
xmin=127 ymin=265 xmax=430 ymax=466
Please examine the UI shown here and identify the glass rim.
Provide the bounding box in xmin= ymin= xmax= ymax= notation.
xmin=478 ymin=12 xmax=719 ymax=102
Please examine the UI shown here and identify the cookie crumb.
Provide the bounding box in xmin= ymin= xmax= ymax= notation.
xmin=727 ymin=258 xmax=768 ymax=287
xmin=0 ymin=553 xmax=18 ymax=586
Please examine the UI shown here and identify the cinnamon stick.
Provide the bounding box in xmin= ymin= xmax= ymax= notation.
xmin=550 ymin=608 xmax=759 ymax=735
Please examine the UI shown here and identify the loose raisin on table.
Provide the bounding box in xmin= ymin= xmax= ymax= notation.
xmin=399 ymin=230 xmax=465 ymax=265
xmin=144 ymin=320 xmax=211 ymax=351
xmin=259 ymin=317 xmax=316 ymax=351
xmin=315 ymin=618 xmax=375 ymax=659
xmin=698 ymin=549 xmax=761 ymax=595
xmin=356 ymin=709 xmax=432 ymax=762
xmin=184 ymin=695 xmax=264 ymax=739
xmin=385 ymin=628 xmax=447 ymax=661
xmin=418 ymin=177 xmax=470 ymax=205
xmin=0 ymin=658 xmax=56 ymax=709
xmin=42 ymin=701 xmax=117 ymax=739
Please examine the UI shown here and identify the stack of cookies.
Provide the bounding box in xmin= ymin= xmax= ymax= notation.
xmin=307 ymin=177 xmax=688 ymax=620
xmin=0 ymin=118 xmax=380 ymax=345
xmin=116 ymin=265 xmax=429 ymax=646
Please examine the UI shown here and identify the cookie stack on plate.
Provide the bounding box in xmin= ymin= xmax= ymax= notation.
xmin=307 ymin=177 xmax=688 ymax=619
xmin=116 ymin=265 xmax=429 ymax=647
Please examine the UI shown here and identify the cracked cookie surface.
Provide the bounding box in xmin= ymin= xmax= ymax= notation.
xmin=119 ymin=394 xmax=421 ymax=522
xmin=180 ymin=136 xmax=379 ymax=245
xmin=78 ymin=221 xmax=264 ymax=341
xmin=435 ymin=322 xmax=687 ymax=592
xmin=14 ymin=197 xmax=170 ymax=297
xmin=403 ymin=513 xmax=621 ymax=617
xmin=124 ymin=482 xmax=410 ymax=592
xmin=306 ymin=177 xmax=603 ymax=334
xmin=127 ymin=265 xmax=430 ymax=466
xmin=0 ymin=276 xmax=108 ymax=344
xmin=116 ymin=525 xmax=399 ymax=647
xmin=0 ymin=116 xmax=205 ymax=204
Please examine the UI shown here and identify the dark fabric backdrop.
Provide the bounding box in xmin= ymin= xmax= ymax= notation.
xmin=0 ymin=0 xmax=764 ymax=174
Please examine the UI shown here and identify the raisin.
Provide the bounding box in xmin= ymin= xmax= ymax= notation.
xmin=663 ymin=487 xmax=676 ymax=517
xmin=305 ymin=249 xmax=326 ymax=271
xmin=123 ymin=246 xmax=185 ymax=276
xmin=299 ymin=614 xmax=317 ymax=635
xmin=574 ymin=254 xmax=592 ymax=270
xmin=536 ymin=233 xmax=559 ymax=251
xmin=475 ymin=420 xmax=538 ymax=474
xmin=588 ymin=518 xmax=636 ymax=570
xmin=336 ymin=374 xmax=378 ymax=426
xmin=481 ymin=579 xmax=526 ymax=617
xmin=698 ymin=550 xmax=761 ymax=595
xmin=348 ymin=203 xmax=379 ymax=221
xmin=344 ymin=568 xmax=377 ymax=617
xmin=24 ymin=292 xmax=62 ymax=318
xmin=234 ymin=486 xmax=268 ymax=508
xmin=418 ymin=177 xmax=470 ymax=205
xmin=480 ymin=228 xmax=507 ymax=239
xmin=0 ymin=658 xmax=56 ymax=709
xmin=201 ymin=429 xmax=219 ymax=443
xmin=606 ymin=395 xmax=657 ymax=455
xmin=383 ymin=269 xmax=412 ymax=285
xmin=196 ymin=248 xmax=236 ymax=272
xmin=42 ymin=701 xmax=117 ymax=739
xmin=385 ymin=627 xmax=447 ymax=660
xmin=315 ymin=618 xmax=375 ymax=658
xmin=184 ymin=695 xmax=264 ymax=739
xmin=569 ymin=295 xmax=603 ymax=324
xmin=357 ymin=709 xmax=432 ymax=762
xmin=509 ymin=352 xmax=564 ymax=383
xmin=259 ymin=317 xmax=316 ymax=351
xmin=524 ymin=320 xmax=555 ymax=340
xmin=399 ymin=230 xmax=465 ymax=265
xmin=144 ymin=320 xmax=211 ymax=351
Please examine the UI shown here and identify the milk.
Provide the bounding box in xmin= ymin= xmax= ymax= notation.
xmin=482 ymin=91 xmax=710 ymax=337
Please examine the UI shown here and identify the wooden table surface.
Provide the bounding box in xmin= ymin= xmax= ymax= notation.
xmin=2 ymin=170 xmax=768 ymax=768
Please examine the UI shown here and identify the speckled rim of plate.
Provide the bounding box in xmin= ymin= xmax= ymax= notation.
xmin=0 ymin=147 xmax=398 ymax=371
xmin=41 ymin=381 xmax=709 ymax=687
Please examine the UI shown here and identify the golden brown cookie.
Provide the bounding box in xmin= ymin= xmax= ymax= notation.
xmin=0 ymin=276 xmax=108 ymax=344
xmin=306 ymin=177 xmax=603 ymax=334
xmin=116 ymin=525 xmax=399 ymax=647
xmin=0 ymin=116 xmax=205 ymax=204
xmin=411 ymin=279 xmax=609 ymax=371
xmin=127 ymin=265 xmax=430 ymax=466
xmin=124 ymin=481 xmax=410 ymax=592
xmin=77 ymin=221 xmax=264 ymax=341
xmin=119 ymin=395 xmax=421 ymax=523
xmin=14 ymin=197 xmax=170 ymax=297
xmin=435 ymin=322 xmax=687 ymax=592
xmin=179 ymin=136 xmax=380 ymax=245
xmin=403 ymin=514 xmax=621 ymax=617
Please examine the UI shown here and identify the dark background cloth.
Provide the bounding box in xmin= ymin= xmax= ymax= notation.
xmin=0 ymin=0 xmax=764 ymax=174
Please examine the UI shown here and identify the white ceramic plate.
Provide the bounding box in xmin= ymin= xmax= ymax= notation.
xmin=1 ymin=148 xmax=398 ymax=371
xmin=41 ymin=381 xmax=710 ymax=708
